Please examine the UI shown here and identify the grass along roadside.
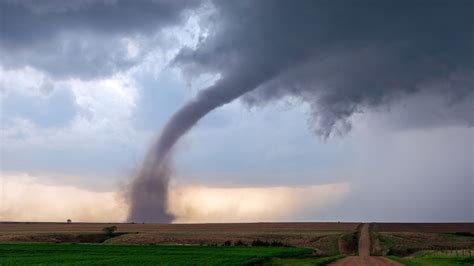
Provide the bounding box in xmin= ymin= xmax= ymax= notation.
xmin=337 ymin=223 xmax=362 ymax=256
xmin=368 ymin=223 xmax=391 ymax=256
xmin=387 ymin=250 xmax=474 ymax=266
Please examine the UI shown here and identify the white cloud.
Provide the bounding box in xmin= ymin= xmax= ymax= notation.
xmin=68 ymin=75 xmax=138 ymax=122
xmin=0 ymin=173 xmax=127 ymax=222
xmin=1 ymin=72 xmax=141 ymax=148
xmin=0 ymin=66 xmax=52 ymax=98
xmin=169 ymin=183 xmax=350 ymax=223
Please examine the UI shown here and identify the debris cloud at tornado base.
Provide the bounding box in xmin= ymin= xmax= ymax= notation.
xmin=127 ymin=1 xmax=473 ymax=223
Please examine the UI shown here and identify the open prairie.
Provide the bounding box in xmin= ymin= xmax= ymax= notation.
xmin=2 ymin=222 xmax=473 ymax=253
xmin=0 ymin=222 xmax=358 ymax=256
xmin=1 ymin=222 xmax=473 ymax=265
xmin=371 ymin=223 xmax=474 ymax=233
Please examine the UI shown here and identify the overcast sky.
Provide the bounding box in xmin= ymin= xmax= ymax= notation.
xmin=0 ymin=0 xmax=472 ymax=222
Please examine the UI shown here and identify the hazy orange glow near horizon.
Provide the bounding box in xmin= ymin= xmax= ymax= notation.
xmin=0 ymin=173 xmax=349 ymax=223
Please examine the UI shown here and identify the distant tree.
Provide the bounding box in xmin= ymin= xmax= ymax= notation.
xmin=234 ymin=240 xmax=246 ymax=246
xmin=102 ymin=225 xmax=117 ymax=237
xmin=270 ymin=241 xmax=286 ymax=247
xmin=251 ymin=239 xmax=270 ymax=247
xmin=223 ymin=240 xmax=232 ymax=246
xmin=67 ymin=219 xmax=72 ymax=224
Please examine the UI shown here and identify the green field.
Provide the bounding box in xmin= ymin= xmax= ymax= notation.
xmin=0 ymin=243 xmax=314 ymax=265
xmin=388 ymin=251 xmax=474 ymax=266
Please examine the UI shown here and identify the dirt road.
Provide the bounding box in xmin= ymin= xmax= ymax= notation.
xmin=329 ymin=223 xmax=403 ymax=266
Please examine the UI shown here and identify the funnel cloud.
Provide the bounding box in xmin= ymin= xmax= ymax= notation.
xmin=127 ymin=71 xmax=274 ymax=222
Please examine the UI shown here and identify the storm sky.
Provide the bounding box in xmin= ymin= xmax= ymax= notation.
xmin=0 ymin=0 xmax=473 ymax=222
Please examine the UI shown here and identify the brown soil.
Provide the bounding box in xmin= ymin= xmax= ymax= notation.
xmin=0 ymin=233 xmax=113 ymax=243
xmin=0 ymin=222 xmax=358 ymax=233
xmin=358 ymin=223 xmax=370 ymax=256
xmin=371 ymin=223 xmax=474 ymax=233
xmin=330 ymin=224 xmax=403 ymax=266
xmin=329 ymin=256 xmax=403 ymax=266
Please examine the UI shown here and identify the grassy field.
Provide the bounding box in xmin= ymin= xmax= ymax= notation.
xmin=0 ymin=243 xmax=314 ymax=266
xmin=388 ymin=251 xmax=474 ymax=266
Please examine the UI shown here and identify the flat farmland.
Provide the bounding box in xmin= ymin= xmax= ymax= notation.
xmin=371 ymin=223 xmax=474 ymax=233
xmin=2 ymin=222 xmax=473 ymax=265
xmin=0 ymin=222 xmax=358 ymax=256
xmin=0 ymin=222 xmax=359 ymax=233
xmin=2 ymin=222 xmax=473 ymax=256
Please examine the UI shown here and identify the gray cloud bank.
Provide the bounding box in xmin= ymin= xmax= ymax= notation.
xmin=0 ymin=0 xmax=199 ymax=78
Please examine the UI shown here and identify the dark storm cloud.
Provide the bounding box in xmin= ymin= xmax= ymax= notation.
xmin=0 ymin=0 xmax=200 ymax=78
xmin=176 ymin=0 xmax=474 ymax=137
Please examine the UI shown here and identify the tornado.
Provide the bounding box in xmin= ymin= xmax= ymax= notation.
xmin=127 ymin=71 xmax=272 ymax=223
